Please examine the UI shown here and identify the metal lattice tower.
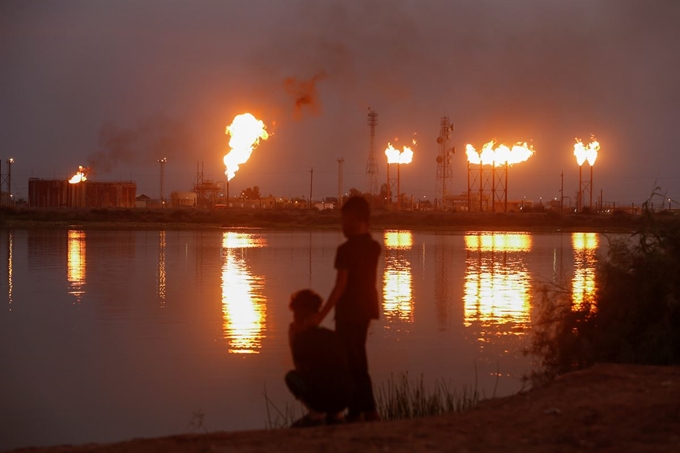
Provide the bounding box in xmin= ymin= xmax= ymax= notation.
xmin=467 ymin=161 xmax=481 ymax=212
xmin=366 ymin=108 xmax=379 ymax=198
xmin=491 ymin=164 xmax=508 ymax=212
xmin=578 ymin=165 xmax=594 ymax=212
xmin=386 ymin=159 xmax=397 ymax=209
xmin=435 ymin=117 xmax=454 ymax=209
xmin=467 ymin=161 xmax=494 ymax=212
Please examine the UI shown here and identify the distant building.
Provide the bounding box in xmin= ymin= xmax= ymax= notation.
xmin=172 ymin=191 xmax=197 ymax=208
xmin=314 ymin=200 xmax=335 ymax=210
xmin=28 ymin=178 xmax=136 ymax=208
xmin=135 ymin=194 xmax=151 ymax=208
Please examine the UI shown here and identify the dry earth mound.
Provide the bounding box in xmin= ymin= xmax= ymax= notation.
xmin=13 ymin=363 xmax=680 ymax=453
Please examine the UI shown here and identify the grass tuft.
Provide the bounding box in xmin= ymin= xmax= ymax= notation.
xmin=375 ymin=372 xmax=481 ymax=421
xmin=264 ymin=371 xmax=483 ymax=428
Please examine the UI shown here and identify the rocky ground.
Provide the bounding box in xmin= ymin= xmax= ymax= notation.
xmin=12 ymin=363 xmax=680 ymax=453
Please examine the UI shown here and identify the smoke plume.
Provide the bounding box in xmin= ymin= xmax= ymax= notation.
xmin=283 ymin=71 xmax=327 ymax=120
xmin=87 ymin=117 xmax=192 ymax=175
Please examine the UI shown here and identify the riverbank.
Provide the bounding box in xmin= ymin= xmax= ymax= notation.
xmin=0 ymin=206 xmax=660 ymax=232
xmin=10 ymin=363 xmax=680 ymax=453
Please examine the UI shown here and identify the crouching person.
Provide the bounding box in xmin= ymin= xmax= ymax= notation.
xmin=285 ymin=289 xmax=352 ymax=427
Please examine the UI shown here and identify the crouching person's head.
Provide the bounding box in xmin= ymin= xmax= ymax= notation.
xmin=289 ymin=289 xmax=322 ymax=324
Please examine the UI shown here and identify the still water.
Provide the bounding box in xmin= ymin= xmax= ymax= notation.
xmin=0 ymin=228 xmax=604 ymax=450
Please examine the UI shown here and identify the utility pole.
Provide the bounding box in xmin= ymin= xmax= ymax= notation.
xmin=158 ymin=157 xmax=167 ymax=207
xmin=560 ymin=171 xmax=564 ymax=214
xmin=309 ymin=166 xmax=313 ymax=209
xmin=7 ymin=158 xmax=14 ymax=206
xmin=337 ymin=157 xmax=344 ymax=208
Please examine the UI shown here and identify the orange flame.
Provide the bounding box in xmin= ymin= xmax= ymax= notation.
xmin=385 ymin=143 xmax=414 ymax=164
xmin=466 ymin=141 xmax=534 ymax=166
xmin=224 ymin=113 xmax=269 ymax=181
xmin=573 ymin=138 xmax=599 ymax=166
xmin=68 ymin=166 xmax=88 ymax=184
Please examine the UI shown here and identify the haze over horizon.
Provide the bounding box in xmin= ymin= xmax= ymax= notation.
xmin=2 ymin=0 xmax=679 ymax=207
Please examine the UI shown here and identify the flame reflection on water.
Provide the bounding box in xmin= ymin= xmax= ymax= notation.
xmin=1 ymin=229 xmax=614 ymax=450
xmin=463 ymin=233 xmax=532 ymax=333
xmin=572 ymin=232 xmax=598 ymax=308
xmin=220 ymin=232 xmax=267 ymax=354
xmin=67 ymin=230 xmax=86 ymax=303
xmin=6 ymin=231 xmax=13 ymax=309
xmin=383 ymin=230 xmax=414 ymax=323
xmin=157 ymin=231 xmax=166 ymax=307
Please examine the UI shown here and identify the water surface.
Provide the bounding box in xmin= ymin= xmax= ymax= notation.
xmin=0 ymin=228 xmax=604 ymax=450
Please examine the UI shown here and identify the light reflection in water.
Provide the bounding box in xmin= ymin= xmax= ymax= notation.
xmin=384 ymin=230 xmax=413 ymax=250
xmin=464 ymin=233 xmax=532 ymax=333
xmin=221 ymin=232 xmax=267 ymax=354
xmin=157 ymin=231 xmax=166 ymax=307
xmin=572 ymin=232 xmax=598 ymax=308
xmin=67 ymin=230 xmax=86 ymax=303
xmin=6 ymin=231 xmax=13 ymax=310
xmin=383 ymin=230 xmax=414 ymax=323
xmin=552 ymin=234 xmax=566 ymax=284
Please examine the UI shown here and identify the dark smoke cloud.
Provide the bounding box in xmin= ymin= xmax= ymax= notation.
xmin=87 ymin=117 xmax=192 ymax=176
xmin=283 ymin=71 xmax=327 ymax=120
xmin=250 ymin=0 xmax=421 ymax=119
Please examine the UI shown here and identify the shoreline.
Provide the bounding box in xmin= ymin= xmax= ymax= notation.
xmin=0 ymin=206 xmax=656 ymax=233
xmin=8 ymin=363 xmax=680 ymax=453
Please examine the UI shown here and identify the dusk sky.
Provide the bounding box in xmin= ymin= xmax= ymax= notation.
xmin=2 ymin=0 xmax=679 ymax=206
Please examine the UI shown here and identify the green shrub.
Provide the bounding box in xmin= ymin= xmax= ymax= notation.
xmin=527 ymin=190 xmax=680 ymax=385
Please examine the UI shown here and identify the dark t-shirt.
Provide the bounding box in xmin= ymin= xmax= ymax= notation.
xmin=334 ymin=232 xmax=381 ymax=322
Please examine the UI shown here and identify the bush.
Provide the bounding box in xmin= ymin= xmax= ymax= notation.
xmin=527 ymin=190 xmax=680 ymax=385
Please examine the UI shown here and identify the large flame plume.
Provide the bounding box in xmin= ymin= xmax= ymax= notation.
xmin=223 ymin=113 xmax=269 ymax=181
xmin=384 ymin=143 xmax=414 ymax=164
xmin=68 ymin=166 xmax=88 ymax=184
xmin=573 ymin=138 xmax=600 ymax=166
xmin=465 ymin=141 xmax=534 ymax=166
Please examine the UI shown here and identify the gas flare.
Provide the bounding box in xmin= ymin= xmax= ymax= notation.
xmin=466 ymin=141 xmax=534 ymax=166
xmin=223 ymin=113 xmax=269 ymax=181
xmin=384 ymin=143 xmax=414 ymax=164
xmin=68 ymin=166 xmax=88 ymax=184
xmin=573 ymin=138 xmax=600 ymax=166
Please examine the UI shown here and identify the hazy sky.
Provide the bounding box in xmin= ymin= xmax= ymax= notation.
xmin=2 ymin=0 xmax=679 ymax=206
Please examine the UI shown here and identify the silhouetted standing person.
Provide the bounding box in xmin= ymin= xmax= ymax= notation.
xmin=312 ymin=195 xmax=382 ymax=422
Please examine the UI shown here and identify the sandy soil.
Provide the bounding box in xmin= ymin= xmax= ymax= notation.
xmin=11 ymin=363 xmax=679 ymax=453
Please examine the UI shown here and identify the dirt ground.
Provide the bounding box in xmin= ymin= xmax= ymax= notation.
xmin=11 ymin=363 xmax=679 ymax=453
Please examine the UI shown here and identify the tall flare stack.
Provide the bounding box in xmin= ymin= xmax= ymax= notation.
xmin=435 ymin=117 xmax=455 ymax=210
xmin=365 ymin=108 xmax=379 ymax=201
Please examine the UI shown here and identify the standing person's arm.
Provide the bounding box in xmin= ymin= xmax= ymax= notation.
xmin=310 ymin=269 xmax=348 ymax=325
